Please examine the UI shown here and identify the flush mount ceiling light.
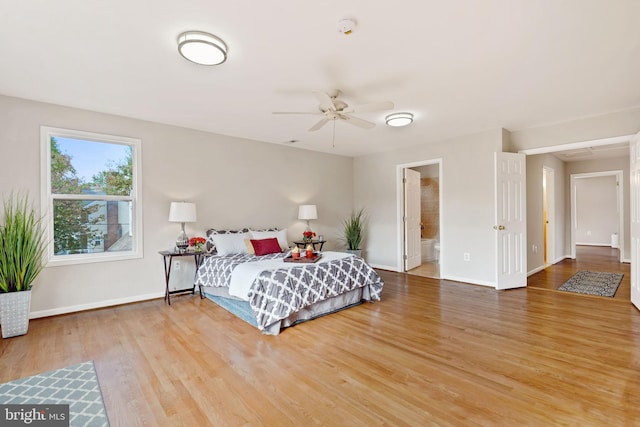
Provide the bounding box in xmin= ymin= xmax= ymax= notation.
xmin=385 ymin=112 xmax=414 ymax=127
xmin=177 ymin=31 xmax=228 ymax=66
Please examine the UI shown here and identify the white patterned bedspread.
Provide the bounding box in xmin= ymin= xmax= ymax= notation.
xmin=195 ymin=251 xmax=383 ymax=331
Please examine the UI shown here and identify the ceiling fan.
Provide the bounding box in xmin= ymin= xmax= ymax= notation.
xmin=273 ymin=90 xmax=394 ymax=132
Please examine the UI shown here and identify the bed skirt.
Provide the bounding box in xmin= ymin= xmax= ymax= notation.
xmin=201 ymin=285 xmax=370 ymax=335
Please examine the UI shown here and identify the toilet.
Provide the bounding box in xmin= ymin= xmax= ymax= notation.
xmin=421 ymin=239 xmax=436 ymax=262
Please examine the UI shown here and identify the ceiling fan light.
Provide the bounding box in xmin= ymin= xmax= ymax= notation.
xmin=386 ymin=112 xmax=414 ymax=127
xmin=177 ymin=31 xmax=228 ymax=66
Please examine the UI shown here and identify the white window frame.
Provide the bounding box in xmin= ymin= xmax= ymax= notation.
xmin=40 ymin=126 xmax=143 ymax=266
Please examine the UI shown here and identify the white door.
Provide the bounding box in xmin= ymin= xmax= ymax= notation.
xmin=630 ymin=132 xmax=640 ymax=310
xmin=404 ymin=168 xmax=422 ymax=271
xmin=543 ymin=166 xmax=555 ymax=266
xmin=495 ymin=152 xmax=527 ymax=289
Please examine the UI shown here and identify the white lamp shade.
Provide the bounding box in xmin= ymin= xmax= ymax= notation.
xmin=298 ymin=205 xmax=318 ymax=220
xmin=169 ymin=202 xmax=197 ymax=223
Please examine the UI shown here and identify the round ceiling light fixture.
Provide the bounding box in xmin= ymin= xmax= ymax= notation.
xmin=385 ymin=112 xmax=414 ymax=127
xmin=177 ymin=31 xmax=228 ymax=66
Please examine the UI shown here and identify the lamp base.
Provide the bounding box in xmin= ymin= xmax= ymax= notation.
xmin=176 ymin=224 xmax=189 ymax=253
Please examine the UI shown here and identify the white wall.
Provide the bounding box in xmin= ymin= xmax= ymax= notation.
xmin=526 ymin=153 xmax=567 ymax=272
xmin=574 ymin=175 xmax=618 ymax=245
xmin=354 ymin=129 xmax=504 ymax=286
xmin=0 ymin=95 xmax=354 ymax=317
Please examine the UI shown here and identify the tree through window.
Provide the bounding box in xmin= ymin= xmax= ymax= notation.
xmin=41 ymin=127 xmax=142 ymax=264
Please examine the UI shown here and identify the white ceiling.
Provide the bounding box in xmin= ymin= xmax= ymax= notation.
xmin=1 ymin=1 xmax=640 ymax=157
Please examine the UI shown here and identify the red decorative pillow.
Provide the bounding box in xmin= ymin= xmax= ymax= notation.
xmin=250 ymin=238 xmax=282 ymax=256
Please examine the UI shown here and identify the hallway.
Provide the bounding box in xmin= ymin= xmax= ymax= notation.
xmin=527 ymin=245 xmax=630 ymax=301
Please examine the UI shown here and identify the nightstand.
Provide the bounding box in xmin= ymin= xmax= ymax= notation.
xmin=293 ymin=240 xmax=326 ymax=251
xmin=159 ymin=250 xmax=206 ymax=305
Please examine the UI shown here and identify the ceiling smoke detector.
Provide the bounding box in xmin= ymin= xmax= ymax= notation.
xmin=338 ymin=19 xmax=356 ymax=35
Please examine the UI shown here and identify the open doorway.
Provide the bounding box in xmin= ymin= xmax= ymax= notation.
xmin=522 ymin=135 xmax=631 ymax=270
xmin=570 ymin=171 xmax=624 ymax=262
xmin=523 ymin=134 xmax=633 ymax=301
xmin=397 ymin=159 xmax=442 ymax=279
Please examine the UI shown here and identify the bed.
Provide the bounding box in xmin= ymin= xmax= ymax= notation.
xmin=194 ymin=228 xmax=384 ymax=335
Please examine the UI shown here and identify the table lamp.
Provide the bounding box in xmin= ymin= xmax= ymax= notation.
xmin=298 ymin=204 xmax=318 ymax=232
xmin=169 ymin=202 xmax=197 ymax=252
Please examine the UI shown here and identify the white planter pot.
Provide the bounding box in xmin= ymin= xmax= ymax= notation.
xmin=346 ymin=249 xmax=362 ymax=258
xmin=0 ymin=290 xmax=32 ymax=338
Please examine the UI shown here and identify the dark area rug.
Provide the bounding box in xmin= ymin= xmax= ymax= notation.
xmin=558 ymin=270 xmax=623 ymax=297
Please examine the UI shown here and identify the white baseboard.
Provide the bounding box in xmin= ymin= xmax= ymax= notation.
xmin=527 ymin=255 xmax=572 ymax=276
xmin=29 ymin=291 xmax=164 ymax=319
xmin=369 ymin=263 xmax=401 ymax=272
xmin=527 ymin=265 xmax=546 ymax=276
xmin=442 ymin=275 xmax=495 ymax=288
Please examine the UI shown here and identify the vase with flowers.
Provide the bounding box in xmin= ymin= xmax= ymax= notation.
xmin=189 ymin=236 xmax=206 ymax=252
xmin=302 ymin=230 xmax=316 ymax=244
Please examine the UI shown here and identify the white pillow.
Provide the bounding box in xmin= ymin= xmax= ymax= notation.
xmin=250 ymin=228 xmax=288 ymax=251
xmin=211 ymin=232 xmax=249 ymax=256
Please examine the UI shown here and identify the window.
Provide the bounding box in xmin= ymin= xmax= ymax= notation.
xmin=41 ymin=126 xmax=142 ymax=265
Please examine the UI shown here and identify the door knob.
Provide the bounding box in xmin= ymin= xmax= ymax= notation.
xmin=493 ymin=225 xmax=505 ymax=230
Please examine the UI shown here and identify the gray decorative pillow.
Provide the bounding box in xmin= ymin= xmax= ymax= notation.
xmin=205 ymin=227 xmax=279 ymax=253
xmin=205 ymin=228 xmax=250 ymax=253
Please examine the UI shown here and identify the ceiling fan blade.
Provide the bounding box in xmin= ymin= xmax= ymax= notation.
xmin=341 ymin=115 xmax=376 ymax=129
xmin=309 ymin=117 xmax=330 ymax=131
xmin=312 ymin=91 xmax=336 ymax=112
xmin=345 ymin=101 xmax=394 ymax=113
xmin=273 ymin=111 xmax=323 ymax=115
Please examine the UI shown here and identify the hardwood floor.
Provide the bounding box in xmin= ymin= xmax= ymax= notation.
xmin=407 ymin=260 xmax=440 ymax=279
xmin=2 ymin=256 xmax=640 ymax=425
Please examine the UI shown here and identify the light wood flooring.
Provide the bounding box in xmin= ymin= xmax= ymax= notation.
xmin=1 ymin=249 xmax=639 ymax=425
xmin=407 ymin=260 xmax=440 ymax=279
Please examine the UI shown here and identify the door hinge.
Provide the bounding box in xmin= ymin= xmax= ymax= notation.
xmin=403 ymin=178 xmax=407 ymax=184
xmin=403 ymin=255 xmax=408 ymax=260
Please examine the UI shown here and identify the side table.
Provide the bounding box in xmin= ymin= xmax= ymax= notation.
xmin=159 ymin=250 xmax=205 ymax=305
xmin=293 ymin=240 xmax=326 ymax=251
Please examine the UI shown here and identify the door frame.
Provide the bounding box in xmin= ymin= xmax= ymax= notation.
xmin=396 ymin=159 xmax=443 ymax=273
xmin=521 ymin=134 xmax=633 ymax=268
xmin=570 ymin=170 xmax=624 ymax=261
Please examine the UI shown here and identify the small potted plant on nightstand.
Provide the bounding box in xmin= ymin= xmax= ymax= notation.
xmin=0 ymin=193 xmax=47 ymax=338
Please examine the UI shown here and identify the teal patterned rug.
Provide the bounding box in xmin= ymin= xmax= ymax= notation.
xmin=558 ymin=270 xmax=623 ymax=297
xmin=0 ymin=361 xmax=109 ymax=426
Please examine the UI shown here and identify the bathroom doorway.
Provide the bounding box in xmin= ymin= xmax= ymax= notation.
xmin=405 ymin=162 xmax=441 ymax=279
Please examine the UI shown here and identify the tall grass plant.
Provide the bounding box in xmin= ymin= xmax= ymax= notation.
xmin=0 ymin=193 xmax=47 ymax=293
xmin=343 ymin=208 xmax=366 ymax=250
